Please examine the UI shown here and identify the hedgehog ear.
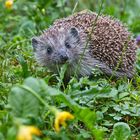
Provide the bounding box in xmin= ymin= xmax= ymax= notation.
xmin=70 ymin=27 xmax=79 ymax=37
xmin=68 ymin=27 xmax=80 ymax=43
xmin=32 ymin=37 xmax=39 ymax=51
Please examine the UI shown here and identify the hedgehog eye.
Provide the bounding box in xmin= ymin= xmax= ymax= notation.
xmin=65 ymin=42 xmax=71 ymax=49
xmin=47 ymin=46 xmax=53 ymax=54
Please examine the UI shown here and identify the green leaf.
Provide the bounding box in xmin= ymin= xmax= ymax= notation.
xmin=17 ymin=55 xmax=30 ymax=78
xmin=113 ymin=115 xmax=122 ymax=121
xmin=9 ymin=86 xmax=39 ymax=118
xmin=0 ymin=133 xmax=4 ymax=140
xmin=24 ymin=77 xmax=41 ymax=94
xmin=96 ymin=111 xmax=104 ymax=121
xmin=119 ymin=92 xmax=130 ymax=99
xmin=79 ymin=129 xmax=91 ymax=138
xmin=56 ymin=63 xmax=68 ymax=89
xmin=7 ymin=126 xmax=17 ymax=140
xmin=110 ymin=122 xmax=131 ymax=140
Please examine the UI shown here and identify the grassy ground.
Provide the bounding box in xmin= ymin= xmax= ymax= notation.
xmin=0 ymin=0 xmax=140 ymax=139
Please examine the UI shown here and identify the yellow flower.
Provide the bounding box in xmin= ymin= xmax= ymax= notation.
xmin=5 ymin=0 xmax=13 ymax=9
xmin=16 ymin=125 xmax=41 ymax=140
xmin=54 ymin=111 xmax=74 ymax=132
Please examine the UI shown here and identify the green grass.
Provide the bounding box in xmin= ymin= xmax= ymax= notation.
xmin=0 ymin=0 xmax=140 ymax=139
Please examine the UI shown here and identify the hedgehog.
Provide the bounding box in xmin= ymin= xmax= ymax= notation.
xmin=32 ymin=10 xmax=136 ymax=79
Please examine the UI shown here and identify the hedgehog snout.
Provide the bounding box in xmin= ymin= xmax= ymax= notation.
xmin=52 ymin=49 xmax=69 ymax=64
xmin=59 ymin=52 xmax=68 ymax=63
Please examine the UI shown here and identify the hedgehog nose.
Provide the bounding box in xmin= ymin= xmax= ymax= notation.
xmin=60 ymin=54 xmax=68 ymax=62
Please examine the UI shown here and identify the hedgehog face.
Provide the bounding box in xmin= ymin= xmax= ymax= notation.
xmin=32 ymin=27 xmax=81 ymax=72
